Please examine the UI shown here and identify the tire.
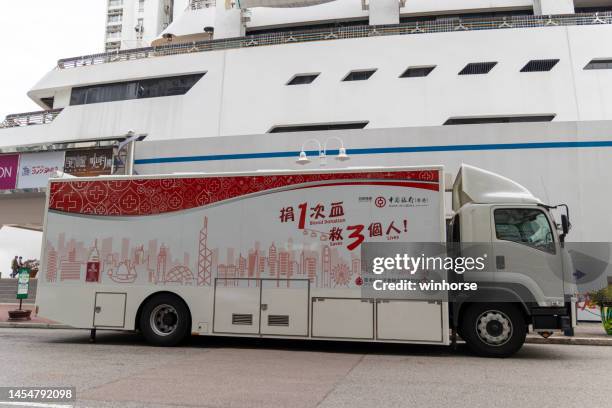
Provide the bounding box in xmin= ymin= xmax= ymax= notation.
xmin=460 ymin=303 xmax=526 ymax=358
xmin=139 ymin=293 xmax=191 ymax=347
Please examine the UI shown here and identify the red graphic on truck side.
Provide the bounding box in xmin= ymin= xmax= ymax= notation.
xmin=49 ymin=171 xmax=439 ymax=216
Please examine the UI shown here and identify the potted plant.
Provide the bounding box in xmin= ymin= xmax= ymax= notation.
xmin=588 ymin=284 xmax=612 ymax=335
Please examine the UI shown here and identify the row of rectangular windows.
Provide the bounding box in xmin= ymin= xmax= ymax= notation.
xmin=266 ymin=115 xmax=556 ymax=133
xmin=68 ymin=57 xmax=612 ymax=106
xmin=287 ymin=58 xmax=612 ymax=85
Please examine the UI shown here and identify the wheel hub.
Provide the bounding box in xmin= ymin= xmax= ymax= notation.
xmin=476 ymin=310 xmax=513 ymax=346
xmin=150 ymin=304 xmax=179 ymax=337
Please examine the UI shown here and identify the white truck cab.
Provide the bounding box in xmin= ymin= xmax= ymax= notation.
xmin=448 ymin=165 xmax=576 ymax=356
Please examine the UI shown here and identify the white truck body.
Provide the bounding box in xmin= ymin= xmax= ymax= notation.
xmin=36 ymin=165 xmax=574 ymax=355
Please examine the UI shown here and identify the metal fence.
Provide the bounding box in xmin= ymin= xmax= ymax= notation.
xmin=57 ymin=12 xmax=612 ymax=69
xmin=0 ymin=109 xmax=63 ymax=129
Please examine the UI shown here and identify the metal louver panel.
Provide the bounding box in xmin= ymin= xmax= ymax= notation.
xmin=520 ymin=59 xmax=560 ymax=72
xmin=268 ymin=315 xmax=290 ymax=327
xmin=232 ymin=314 xmax=253 ymax=325
xmin=458 ymin=62 xmax=497 ymax=75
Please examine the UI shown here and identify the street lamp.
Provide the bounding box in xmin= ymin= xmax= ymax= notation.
xmin=296 ymin=136 xmax=350 ymax=165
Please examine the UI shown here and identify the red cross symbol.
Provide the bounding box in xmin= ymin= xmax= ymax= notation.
xmin=121 ymin=194 xmax=138 ymax=210
xmin=89 ymin=185 xmax=105 ymax=201
xmin=169 ymin=195 xmax=182 ymax=208
xmin=56 ymin=193 xmax=78 ymax=211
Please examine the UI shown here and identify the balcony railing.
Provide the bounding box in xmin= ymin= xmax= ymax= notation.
xmin=57 ymin=12 xmax=612 ymax=69
xmin=190 ymin=0 xmax=215 ymax=9
xmin=0 ymin=109 xmax=63 ymax=129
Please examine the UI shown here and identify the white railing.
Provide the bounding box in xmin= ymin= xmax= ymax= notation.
xmin=190 ymin=0 xmax=216 ymax=9
xmin=0 ymin=109 xmax=63 ymax=129
xmin=57 ymin=12 xmax=612 ymax=69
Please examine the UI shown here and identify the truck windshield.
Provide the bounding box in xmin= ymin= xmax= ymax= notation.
xmin=494 ymin=208 xmax=555 ymax=253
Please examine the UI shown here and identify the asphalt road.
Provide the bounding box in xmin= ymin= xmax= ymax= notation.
xmin=0 ymin=328 xmax=610 ymax=408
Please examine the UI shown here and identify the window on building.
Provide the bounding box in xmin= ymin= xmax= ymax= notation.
xmin=458 ymin=62 xmax=497 ymax=75
xmin=520 ymin=59 xmax=560 ymax=72
xmin=342 ymin=69 xmax=377 ymax=82
xmin=268 ymin=121 xmax=369 ymax=133
xmin=399 ymin=66 xmax=436 ymax=78
xmin=584 ymin=59 xmax=612 ymax=70
xmin=494 ymin=208 xmax=555 ymax=253
xmin=70 ymin=73 xmax=205 ymax=106
xmin=443 ymin=115 xmax=555 ymax=125
xmin=287 ymin=73 xmax=320 ymax=85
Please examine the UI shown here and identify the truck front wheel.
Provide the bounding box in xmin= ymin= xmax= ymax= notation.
xmin=460 ymin=303 xmax=526 ymax=357
xmin=139 ymin=294 xmax=191 ymax=346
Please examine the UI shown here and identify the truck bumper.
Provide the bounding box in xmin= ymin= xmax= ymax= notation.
xmin=531 ymin=306 xmax=573 ymax=331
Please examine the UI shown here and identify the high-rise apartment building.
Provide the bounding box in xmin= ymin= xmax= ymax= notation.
xmin=105 ymin=0 xmax=188 ymax=52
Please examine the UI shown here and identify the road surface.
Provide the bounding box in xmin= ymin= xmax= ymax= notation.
xmin=0 ymin=328 xmax=609 ymax=408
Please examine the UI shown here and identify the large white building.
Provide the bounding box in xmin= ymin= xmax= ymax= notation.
xmin=1 ymin=0 xmax=612 ymax=261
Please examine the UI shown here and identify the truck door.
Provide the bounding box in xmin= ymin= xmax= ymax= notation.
xmin=213 ymin=278 xmax=309 ymax=336
xmin=491 ymin=207 xmax=565 ymax=304
xmin=260 ymin=279 xmax=309 ymax=336
xmin=213 ymin=279 xmax=261 ymax=334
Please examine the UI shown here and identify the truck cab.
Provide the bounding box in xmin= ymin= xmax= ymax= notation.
xmin=448 ymin=165 xmax=576 ymax=356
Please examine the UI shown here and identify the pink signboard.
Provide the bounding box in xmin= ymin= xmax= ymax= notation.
xmin=0 ymin=154 xmax=19 ymax=190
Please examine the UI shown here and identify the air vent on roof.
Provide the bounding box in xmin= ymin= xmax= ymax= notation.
xmin=268 ymin=121 xmax=369 ymax=133
xmin=268 ymin=315 xmax=290 ymax=327
xmin=520 ymin=59 xmax=560 ymax=72
xmin=342 ymin=69 xmax=377 ymax=81
xmin=584 ymin=59 xmax=612 ymax=70
xmin=458 ymin=62 xmax=497 ymax=75
xmin=400 ymin=66 xmax=436 ymax=78
xmin=232 ymin=314 xmax=253 ymax=325
xmin=287 ymin=73 xmax=320 ymax=85
xmin=444 ymin=115 xmax=556 ymax=125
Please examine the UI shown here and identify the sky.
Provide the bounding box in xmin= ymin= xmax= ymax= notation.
xmin=0 ymin=0 xmax=106 ymax=276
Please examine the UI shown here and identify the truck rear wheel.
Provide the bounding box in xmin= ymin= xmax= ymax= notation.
xmin=460 ymin=303 xmax=526 ymax=358
xmin=139 ymin=294 xmax=191 ymax=347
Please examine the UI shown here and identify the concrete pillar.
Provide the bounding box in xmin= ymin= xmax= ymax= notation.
xmin=214 ymin=4 xmax=245 ymax=39
xmin=533 ymin=0 xmax=574 ymax=15
xmin=369 ymin=0 xmax=400 ymax=26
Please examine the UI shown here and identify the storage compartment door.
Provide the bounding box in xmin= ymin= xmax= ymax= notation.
xmin=376 ymin=300 xmax=443 ymax=342
xmin=213 ymin=279 xmax=260 ymax=334
xmin=93 ymin=293 xmax=126 ymax=328
xmin=260 ymin=280 xmax=309 ymax=336
xmin=312 ymin=298 xmax=374 ymax=339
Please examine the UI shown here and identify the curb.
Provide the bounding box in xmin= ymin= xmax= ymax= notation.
xmin=0 ymin=322 xmax=71 ymax=329
xmin=526 ymin=336 xmax=612 ymax=346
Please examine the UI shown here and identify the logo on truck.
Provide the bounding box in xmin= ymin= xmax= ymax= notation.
xmin=375 ymin=197 xmax=387 ymax=208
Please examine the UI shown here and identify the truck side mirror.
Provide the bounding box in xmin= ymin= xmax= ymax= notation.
xmin=561 ymin=214 xmax=569 ymax=236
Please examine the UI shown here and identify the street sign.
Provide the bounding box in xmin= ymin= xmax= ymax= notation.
xmin=16 ymin=268 xmax=30 ymax=300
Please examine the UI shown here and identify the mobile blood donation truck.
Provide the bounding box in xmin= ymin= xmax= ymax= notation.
xmin=36 ymin=165 xmax=576 ymax=357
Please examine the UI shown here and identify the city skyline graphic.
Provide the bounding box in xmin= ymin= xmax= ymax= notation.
xmin=46 ymin=216 xmax=362 ymax=288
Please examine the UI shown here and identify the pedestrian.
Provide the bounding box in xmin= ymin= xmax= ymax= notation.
xmin=11 ymin=256 xmax=19 ymax=278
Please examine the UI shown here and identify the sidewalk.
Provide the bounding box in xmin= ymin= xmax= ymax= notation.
xmin=526 ymin=322 xmax=612 ymax=346
xmin=0 ymin=303 xmax=68 ymax=329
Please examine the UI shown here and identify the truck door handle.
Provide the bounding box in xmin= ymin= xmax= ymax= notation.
xmin=261 ymin=304 xmax=268 ymax=311
xmin=95 ymin=306 xmax=102 ymax=313
xmin=496 ymin=256 xmax=505 ymax=270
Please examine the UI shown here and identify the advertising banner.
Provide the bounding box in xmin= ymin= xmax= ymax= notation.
xmin=17 ymin=151 xmax=66 ymax=189
xmin=43 ymin=169 xmax=443 ymax=287
xmin=64 ymin=148 xmax=113 ymax=177
xmin=17 ymin=268 xmax=30 ymax=300
xmin=0 ymin=154 xmax=19 ymax=190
